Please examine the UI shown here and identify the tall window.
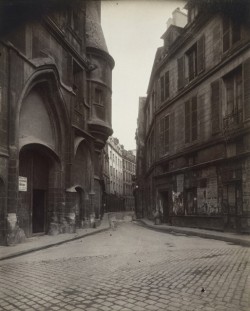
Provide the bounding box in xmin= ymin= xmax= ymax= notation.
xmin=160 ymin=71 xmax=170 ymax=103
xmin=224 ymin=67 xmax=242 ymax=115
xmin=223 ymin=67 xmax=242 ymax=128
xmin=185 ymin=97 xmax=198 ymax=143
xmin=160 ymin=76 xmax=164 ymax=102
xmin=159 ymin=115 xmax=170 ymax=156
xmin=186 ymin=44 xmax=197 ymax=81
xmin=223 ymin=16 xmax=241 ymax=53
xmin=178 ymin=36 xmax=205 ymax=89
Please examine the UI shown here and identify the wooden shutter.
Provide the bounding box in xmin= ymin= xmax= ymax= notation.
xmin=164 ymin=115 xmax=170 ymax=153
xmin=159 ymin=118 xmax=165 ymax=156
xmin=197 ymin=35 xmax=205 ymax=74
xmin=156 ymin=78 xmax=161 ymax=106
xmin=213 ymin=25 xmax=221 ymax=63
xmin=243 ymin=58 xmax=250 ymax=120
xmin=232 ymin=18 xmax=241 ymax=44
xmin=170 ymin=112 xmax=175 ymax=151
xmin=178 ymin=56 xmax=185 ymax=90
xmin=165 ymin=71 xmax=170 ymax=99
xmin=160 ymin=76 xmax=164 ymax=102
xmin=211 ymin=80 xmax=221 ymax=134
xmin=191 ymin=96 xmax=198 ymax=141
xmin=185 ymin=100 xmax=191 ymax=143
xmin=223 ymin=16 xmax=230 ymax=52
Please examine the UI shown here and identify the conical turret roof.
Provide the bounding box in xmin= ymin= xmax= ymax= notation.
xmin=86 ymin=1 xmax=108 ymax=53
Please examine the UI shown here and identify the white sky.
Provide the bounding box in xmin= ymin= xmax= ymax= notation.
xmin=101 ymin=0 xmax=186 ymax=150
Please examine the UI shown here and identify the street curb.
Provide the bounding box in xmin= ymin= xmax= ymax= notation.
xmin=0 ymin=226 xmax=110 ymax=262
xmin=136 ymin=219 xmax=250 ymax=247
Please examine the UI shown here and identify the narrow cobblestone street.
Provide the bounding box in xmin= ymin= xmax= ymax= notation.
xmin=0 ymin=222 xmax=249 ymax=311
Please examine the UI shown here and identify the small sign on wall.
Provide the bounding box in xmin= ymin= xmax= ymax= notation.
xmin=19 ymin=176 xmax=27 ymax=192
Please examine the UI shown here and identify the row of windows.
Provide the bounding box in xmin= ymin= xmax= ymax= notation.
xmin=157 ymin=16 xmax=242 ymax=107
xmin=147 ymin=65 xmax=245 ymax=165
xmin=109 ymin=151 xmax=123 ymax=168
xmin=123 ymin=160 xmax=136 ymax=173
xmin=109 ymin=166 xmax=123 ymax=179
xmin=110 ymin=180 xmax=123 ymax=194
xmin=123 ymin=172 xmax=133 ymax=183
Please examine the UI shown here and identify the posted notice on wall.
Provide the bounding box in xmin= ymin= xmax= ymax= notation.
xmin=19 ymin=176 xmax=27 ymax=192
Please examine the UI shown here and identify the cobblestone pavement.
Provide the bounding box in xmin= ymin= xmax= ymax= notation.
xmin=0 ymin=222 xmax=249 ymax=311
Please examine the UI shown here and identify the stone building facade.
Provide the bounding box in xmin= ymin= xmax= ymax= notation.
xmin=136 ymin=0 xmax=250 ymax=232
xmin=122 ymin=149 xmax=136 ymax=211
xmin=106 ymin=136 xmax=124 ymax=212
xmin=135 ymin=97 xmax=146 ymax=218
xmin=0 ymin=0 xmax=114 ymax=245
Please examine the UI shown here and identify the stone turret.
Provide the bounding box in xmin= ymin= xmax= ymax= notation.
xmin=86 ymin=1 xmax=115 ymax=151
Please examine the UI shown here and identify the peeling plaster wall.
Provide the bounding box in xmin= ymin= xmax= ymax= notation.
xmin=197 ymin=167 xmax=219 ymax=215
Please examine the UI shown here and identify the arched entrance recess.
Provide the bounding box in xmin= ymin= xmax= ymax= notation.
xmin=19 ymin=144 xmax=60 ymax=235
xmin=72 ymin=139 xmax=93 ymax=227
xmin=18 ymin=82 xmax=63 ymax=236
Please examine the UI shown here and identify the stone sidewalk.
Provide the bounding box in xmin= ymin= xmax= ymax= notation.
xmin=1 ymin=214 xmax=250 ymax=262
xmin=0 ymin=214 xmax=111 ymax=261
xmin=137 ymin=218 xmax=250 ymax=247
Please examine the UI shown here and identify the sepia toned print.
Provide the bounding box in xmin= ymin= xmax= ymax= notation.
xmin=0 ymin=1 xmax=249 ymax=311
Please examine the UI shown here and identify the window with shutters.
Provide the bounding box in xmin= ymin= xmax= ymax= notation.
xmin=211 ymin=80 xmax=221 ymax=135
xmin=160 ymin=71 xmax=170 ymax=103
xmin=178 ymin=36 xmax=205 ymax=89
xmin=186 ymin=44 xmax=197 ymax=81
xmin=223 ymin=67 xmax=243 ymax=129
xmin=159 ymin=115 xmax=170 ymax=156
xmin=222 ymin=16 xmax=241 ymax=53
xmin=185 ymin=36 xmax=205 ymax=82
xmin=185 ymin=97 xmax=198 ymax=143
xmin=165 ymin=71 xmax=170 ymax=99
xmin=160 ymin=76 xmax=164 ymax=102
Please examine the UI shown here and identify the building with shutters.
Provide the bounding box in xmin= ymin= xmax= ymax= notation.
xmin=106 ymin=136 xmax=124 ymax=212
xmin=122 ymin=149 xmax=136 ymax=211
xmin=0 ymin=0 xmax=114 ymax=245
xmin=136 ymin=1 xmax=250 ymax=232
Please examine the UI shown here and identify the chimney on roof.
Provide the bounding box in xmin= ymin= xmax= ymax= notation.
xmin=166 ymin=7 xmax=187 ymax=29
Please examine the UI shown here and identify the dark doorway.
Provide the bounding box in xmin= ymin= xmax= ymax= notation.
xmin=32 ymin=189 xmax=46 ymax=233
xmin=160 ymin=191 xmax=169 ymax=223
xmin=19 ymin=147 xmax=50 ymax=235
xmin=75 ymin=188 xmax=84 ymax=227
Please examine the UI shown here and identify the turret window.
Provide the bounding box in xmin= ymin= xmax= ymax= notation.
xmin=95 ymin=88 xmax=104 ymax=106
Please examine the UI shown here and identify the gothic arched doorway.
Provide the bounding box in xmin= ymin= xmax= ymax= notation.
xmin=19 ymin=146 xmax=54 ymax=234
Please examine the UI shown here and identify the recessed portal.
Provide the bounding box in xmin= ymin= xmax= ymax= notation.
xmin=32 ymin=189 xmax=46 ymax=233
xmin=19 ymin=148 xmax=50 ymax=235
